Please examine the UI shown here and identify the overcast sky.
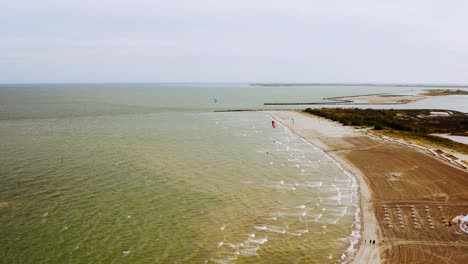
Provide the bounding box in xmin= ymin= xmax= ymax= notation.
xmin=1 ymin=0 xmax=468 ymax=83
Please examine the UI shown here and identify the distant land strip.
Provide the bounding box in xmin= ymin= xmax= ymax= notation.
xmin=264 ymin=92 xmax=405 ymax=105
xmin=251 ymin=83 xmax=468 ymax=88
xmin=263 ymin=102 xmax=405 ymax=106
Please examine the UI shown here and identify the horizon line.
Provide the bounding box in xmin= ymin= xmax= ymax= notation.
xmin=1 ymin=81 xmax=468 ymax=88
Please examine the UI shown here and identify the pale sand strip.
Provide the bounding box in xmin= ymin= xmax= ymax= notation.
xmin=330 ymin=94 xmax=427 ymax=105
xmin=264 ymin=110 xmax=382 ymax=264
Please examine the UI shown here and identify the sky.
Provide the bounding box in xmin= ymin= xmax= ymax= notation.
xmin=1 ymin=0 xmax=468 ymax=83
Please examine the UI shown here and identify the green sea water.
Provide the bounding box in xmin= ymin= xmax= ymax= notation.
xmin=0 ymin=83 xmax=447 ymax=263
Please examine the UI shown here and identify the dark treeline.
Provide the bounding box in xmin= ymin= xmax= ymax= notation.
xmin=303 ymin=108 xmax=468 ymax=135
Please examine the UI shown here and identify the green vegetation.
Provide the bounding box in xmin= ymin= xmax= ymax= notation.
xmin=424 ymin=89 xmax=468 ymax=96
xmin=303 ymin=108 xmax=468 ymax=154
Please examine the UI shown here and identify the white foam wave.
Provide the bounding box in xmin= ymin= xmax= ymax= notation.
xmin=250 ymin=238 xmax=268 ymax=244
xmin=315 ymin=213 xmax=323 ymax=221
xmin=211 ymin=254 xmax=238 ymax=264
xmin=239 ymin=245 xmax=259 ymax=256
xmin=342 ymin=207 xmax=348 ymax=216
xmin=279 ymin=120 xmax=362 ymax=263
xmin=226 ymin=242 xmax=244 ymax=249
xmin=286 ymin=231 xmax=303 ymax=236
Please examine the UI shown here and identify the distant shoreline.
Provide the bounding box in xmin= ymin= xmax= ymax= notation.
xmin=1 ymin=82 xmax=468 ymax=87
xmin=264 ymin=89 xmax=468 ymax=107
xmin=251 ymin=83 xmax=468 ymax=88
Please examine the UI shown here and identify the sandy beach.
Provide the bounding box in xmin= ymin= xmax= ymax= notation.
xmin=265 ymin=110 xmax=468 ymax=264
xmin=327 ymin=94 xmax=427 ymax=105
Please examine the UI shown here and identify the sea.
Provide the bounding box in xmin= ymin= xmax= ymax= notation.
xmin=0 ymin=83 xmax=466 ymax=263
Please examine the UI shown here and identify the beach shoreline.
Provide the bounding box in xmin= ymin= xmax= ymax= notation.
xmin=264 ymin=110 xmax=468 ymax=263
xmin=263 ymin=110 xmax=382 ymax=263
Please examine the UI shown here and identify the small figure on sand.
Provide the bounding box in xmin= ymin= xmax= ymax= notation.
xmin=272 ymin=120 xmax=276 ymax=128
xmin=292 ymin=117 xmax=295 ymax=125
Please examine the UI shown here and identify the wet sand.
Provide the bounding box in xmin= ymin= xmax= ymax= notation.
xmin=265 ymin=110 xmax=468 ymax=264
